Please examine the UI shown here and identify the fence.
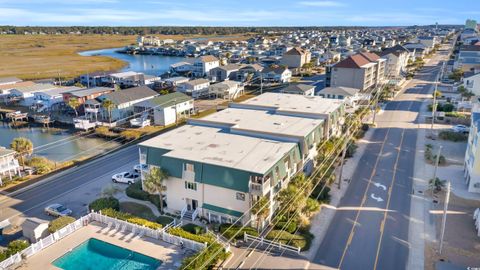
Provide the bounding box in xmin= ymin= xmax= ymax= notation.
xmin=244 ymin=233 xmax=300 ymax=254
xmin=0 ymin=211 xmax=208 ymax=270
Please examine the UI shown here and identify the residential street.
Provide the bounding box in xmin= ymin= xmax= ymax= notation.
xmin=311 ymin=48 xmax=450 ymax=270
xmin=0 ymin=145 xmax=138 ymax=228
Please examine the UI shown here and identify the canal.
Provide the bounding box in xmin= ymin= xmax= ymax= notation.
xmin=0 ymin=123 xmax=120 ymax=162
xmin=79 ymin=48 xmax=186 ymax=76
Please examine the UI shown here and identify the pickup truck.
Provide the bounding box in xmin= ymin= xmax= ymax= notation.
xmin=112 ymin=171 xmax=140 ymax=184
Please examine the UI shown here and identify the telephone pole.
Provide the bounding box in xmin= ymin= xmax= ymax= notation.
xmin=337 ymin=138 xmax=348 ymax=190
xmin=433 ymin=145 xmax=443 ymax=181
xmin=439 ymin=181 xmax=451 ymax=254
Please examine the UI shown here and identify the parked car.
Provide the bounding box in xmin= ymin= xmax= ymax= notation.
xmin=44 ymin=203 xmax=72 ymax=217
xmin=112 ymin=171 xmax=140 ymax=184
xmin=133 ymin=164 xmax=148 ymax=173
xmin=452 ymin=125 xmax=469 ymax=134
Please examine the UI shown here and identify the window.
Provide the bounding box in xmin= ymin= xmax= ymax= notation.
xmin=236 ymin=192 xmax=245 ymax=201
xmin=184 ymin=181 xmax=197 ymax=191
xmin=184 ymin=163 xmax=194 ymax=172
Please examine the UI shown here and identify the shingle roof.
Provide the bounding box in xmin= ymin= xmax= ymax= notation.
xmin=185 ymin=78 xmax=210 ymax=87
xmin=262 ymin=66 xmax=290 ymax=74
xmin=101 ymin=86 xmax=158 ymax=105
xmin=0 ymin=77 xmax=21 ymax=85
xmin=282 ymin=83 xmax=315 ymax=93
xmin=284 ymin=47 xmax=307 ymax=56
xmin=198 ymin=55 xmax=219 ymax=63
xmin=378 ymin=44 xmax=410 ymax=57
xmin=334 ymin=52 xmax=380 ymax=69
xmin=319 ymin=86 xmax=360 ymax=96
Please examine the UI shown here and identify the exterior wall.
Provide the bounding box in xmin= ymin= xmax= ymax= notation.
xmin=465 ymin=124 xmax=480 ymax=193
xmin=0 ymin=153 xmax=20 ymax=185
xmin=464 ymin=74 xmax=480 ymax=96
xmin=330 ymin=67 xmax=366 ymax=90
xmin=154 ymin=100 xmax=193 ymax=126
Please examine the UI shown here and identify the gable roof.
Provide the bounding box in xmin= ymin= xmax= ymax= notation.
xmin=135 ymin=92 xmax=192 ymax=109
xmin=284 ymin=47 xmax=307 ymax=56
xmin=334 ymin=51 xmax=381 ymax=69
xmin=262 ymin=66 xmax=290 ymax=75
xmin=68 ymin=87 xmax=115 ymax=98
xmin=319 ymin=86 xmax=360 ymax=96
xmin=198 ymin=55 xmax=219 ymax=63
xmin=378 ymin=44 xmax=410 ymax=57
xmin=282 ymin=83 xmax=315 ymax=93
xmin=100 ymin=86 xmax=158 ymax=105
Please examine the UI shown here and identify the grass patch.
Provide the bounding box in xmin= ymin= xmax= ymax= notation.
xmin=156 ymin=215 xmax=174 ymax=226
xmin=265 ymin=230 xmax=309 ymax=251
xmin=181 ymin=223 xmax=205 ymax=235
xmin=119 ymin=202 xmax=157 ymax=221
xmin=125 ymin=181 xmax=163 ymax=211
xmin=219 ymin=224 xmax=259 ymax=240
xmin=0 ymin=34 xmax=136 ymax=80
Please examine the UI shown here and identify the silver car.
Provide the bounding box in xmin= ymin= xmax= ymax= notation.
xmin=44 ymin=203 xmax=72 ymax=217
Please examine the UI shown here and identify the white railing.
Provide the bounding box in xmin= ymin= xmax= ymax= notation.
xmin=162 ymin=230 xmax=207 ymax=251
xmin=192 ymin=208 xmax=199 ymax=221
xmin=249 ymin=178 xmax=271 ymax=195
xmin=180 ymin=205 xmax=188 ymax=219
xmin=244 ymin=233 xmax=300 ymax=254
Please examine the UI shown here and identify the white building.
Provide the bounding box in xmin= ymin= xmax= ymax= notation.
xmin=208 ymin=81 xmax=244 ymax=100
xmin=133 ymin=92 xmax=194 ymax=126
xmin=177 ymin=79 xmax=210 ymax=99
xmin=280 ymin=84 xmax=315 ymax=96
xmin=0 ymin=147 xmax=20 ymax=186
xmin=464 ymin=104 xmax=480 ymax=193
xmin=192 ymin=56 xmax=220 ymax=78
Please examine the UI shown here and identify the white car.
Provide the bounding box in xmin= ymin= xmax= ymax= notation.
xmin=133 ymin=164 xmax=148 ymax=173
xmin=112 ymin=171 xmax=140 ymax=184
xmin=452 ymin=125 xmax=469 ymax=134
xmin=44 ymin=203 xmax=72 ymax=217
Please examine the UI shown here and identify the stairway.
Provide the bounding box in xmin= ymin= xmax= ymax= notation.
xmin=182 ymin=210 xmax=194 ymax=221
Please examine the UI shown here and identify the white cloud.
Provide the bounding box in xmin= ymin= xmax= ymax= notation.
xmin=299 ymin=1 xmax=345 ymax=7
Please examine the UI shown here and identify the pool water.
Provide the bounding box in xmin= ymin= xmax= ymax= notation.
xmin=52 ymin=238 xmax=161 ymax=270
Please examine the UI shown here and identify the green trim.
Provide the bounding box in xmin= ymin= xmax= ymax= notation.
xmin=203 ymin=203 xmax=243 ymax=218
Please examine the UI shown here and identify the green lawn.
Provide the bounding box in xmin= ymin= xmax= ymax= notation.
xmin=119 ymin=202 xmax=157 ymax=221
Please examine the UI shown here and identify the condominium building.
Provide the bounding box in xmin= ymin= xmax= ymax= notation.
xmin=326 ymin=52 xmax=386 ymax=91
xmin=465 ymin=102 xmax=480 ymax=193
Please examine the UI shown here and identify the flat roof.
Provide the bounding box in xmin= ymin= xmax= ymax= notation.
xmin=192 ymin=108 xmax=323 ymax=138
xmin=140 ymin=125 xmax=296 ymax=174
xmin=234 ymin=92 xmax=344 ymax=116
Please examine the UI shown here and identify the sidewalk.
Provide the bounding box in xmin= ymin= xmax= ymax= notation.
xmin=305 ymin=127 xmax=375 ymax=261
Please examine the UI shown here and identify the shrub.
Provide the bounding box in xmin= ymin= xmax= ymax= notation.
xmin=6 ymin=240 xmax=30 ymax=256
xmin=95 ymin=126 xmax=112 ymax=137
xmin=101 ymin=208 xmax=162 ymax=230
xmin=167 ymin=227 xmax=215 ymax=244
xmin=219 ymin=224 xmax=259 ymax=240
xmin=265 ymin=230 xmax=308 ymax=250
xmin=346 ymin=143 xmax=358 ymax=158
xmin=274 ymin=221 xmax=297 ymax=234
xmin=27 ymin=156 xmax=55 ymax=174
xmin=156 ymin=216 xmax=174 ymax=226
xmin=310 ymin=185 xmax=331 ymax=204
xmin=48 ymin=216 xmax=76 ymax=233
xmin=120 ymin=130 xmax=142 ymax=141
xmin=126 ymin=181 xmax=164 ymax=211
xmin=439 ymin=131 xmax=468 ymax=142
xmin=180 ymin=243 xmax=229 ymax=270
xmin=182 ymin=223 xmax=205 ymax=235
xmin=89 ymin=197 xmax=120 ymax=212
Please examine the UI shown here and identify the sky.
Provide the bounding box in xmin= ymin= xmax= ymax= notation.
xmin=0 ymin=0 xmax=477 ymax=27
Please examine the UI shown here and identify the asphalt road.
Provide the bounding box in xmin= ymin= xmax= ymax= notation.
xmin=0 ymin=145 xmax=139 ymax=228
xmin=311 ymin=48 xmax=450 ymax=270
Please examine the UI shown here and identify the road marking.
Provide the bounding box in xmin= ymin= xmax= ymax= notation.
xmin=370 ymin=194 xmax=384 ymax=203
xmin=337 ymin=127 xmax=393 ymax=268
xmin=373 ymin=182 xmax=387 ymax=191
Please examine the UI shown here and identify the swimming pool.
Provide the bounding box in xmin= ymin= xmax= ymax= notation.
xmin=52 ymin=238 xmax=162 ymax=270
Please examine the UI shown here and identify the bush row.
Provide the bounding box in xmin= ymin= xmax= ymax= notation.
xmin=219 ymin=224 xmax=259 ymax=240
xmin=125 ymin=182 xmax=163 ymax=210
xmin=0 ymin=240 xmax=30 ymax=262
xmin=439 ymin=130 xmax=468 ymax=142
xmin=180 ymin=243 xmax=230 ymax=270
xmin=265 ymin=230 xmax=308 ymax=250
xmin=88 ymin=197 xmax=120 ymax=212
xmin=167 ymin=227 xmax=215 ymax=245
xmin=48 ymin=216 xmax=76 ymax=233
xmin=101 ymin=208 xmax=162 ymax=230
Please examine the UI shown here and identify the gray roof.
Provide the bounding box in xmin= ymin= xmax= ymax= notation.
xmin=282 ymin=84 xmax=315 ymax=93
xmin=319 ymin=86 xmax=360 ymax=96
xmin=185 ymin=79 xmax=210 ymax=87
xmin=135 ymin=92 xmax=192 ymax=109
xmin=68 ymin=87 xmax=114 ymax=98
xmin=100 ymin=86 xmax=158 ymax=105
xmin=11 ymin=83 xmax=57 ymax=94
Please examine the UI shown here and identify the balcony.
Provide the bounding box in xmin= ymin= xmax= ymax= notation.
xmin=249 ymin=177 xmax=271 ymax=196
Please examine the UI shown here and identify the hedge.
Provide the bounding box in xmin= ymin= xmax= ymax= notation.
xmin=167 ymin=227 xmax=215 ymax=244
xmin=265 ymin=230 xmax=308 ymax=250
xmin=439 ymin=131 xmax=468 ymax=142
xmin=48 ymin=216 xmax=76 ymax=233
xmin=156 ymin=215 xmax=174 ymax=226
xmin=101 ymin=208 xmax=162 ymax=230
xmin=219 ymin=224 xmax=259 ymax=240
xmin=89 ymin=197 xmax=120 ymax=212
xmin=180 ymin=243 xmax=230 ymax=270
xmin=274 ymin=221 xmax=297 ymax=234
xmin=182 ymin=223 xmax=205 ymax=235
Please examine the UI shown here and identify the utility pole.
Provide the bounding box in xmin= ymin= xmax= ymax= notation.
xmin=260 ymin=74 xmax=263 ymax=95
xmin=433 ymin=145 xmax=443 ymax=182
xmin=431 ymin=62 xmax=446 ymax=136
xmin=439 ymin=181 xmax=451 ymax=254
xmin=337 ymin=137 xmax=348 ymax=190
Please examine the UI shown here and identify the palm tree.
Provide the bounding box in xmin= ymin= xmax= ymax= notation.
xmin=251 ymin=196 xmax=270 ymax=231
xmin=102 ymin=99 xmax=115 ymax=123
xmin=10 ymin=137 xmax=33 ymax=170
xmin=143 ymin=167 xmax=169 ymax=213
xmin=429 ymin=177 xmax=446 ymax=193
xmin=67 ymin=97 xmax=80 ymax=117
